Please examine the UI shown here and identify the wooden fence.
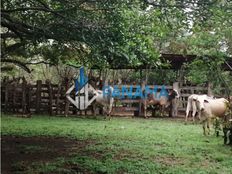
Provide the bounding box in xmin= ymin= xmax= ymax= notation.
xmin=1 ymin=79 xmax=218 ymax=117
xmin=1 ymin=79 xmax=76 ymax=116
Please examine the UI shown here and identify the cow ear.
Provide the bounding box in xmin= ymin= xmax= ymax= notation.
xmin=192 ymin=96 xmax=197 ymax=101
xmin=204 ymin=99 xmax=209 ymax=103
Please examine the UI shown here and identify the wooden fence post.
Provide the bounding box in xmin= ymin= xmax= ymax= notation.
xmin=27 ymin=84 xmax=31 ymax=114
xmin=22 ymin=78 xmax=27 ymax=114
xmin=170 ymin=82 xmax=180 ymax=117
xmin=207 ymin=82 xmax=213 ymax=97
xmin=36 ymin=80 xmax=42 ymax=114
xmin=64 ymin=78 xmax=70 ymax=117
xmin=139 ymin=69 xmax=143 ymax=116
xmin=4 ymin=83 xmax=9 ymax=113
xmin=12 ymin=83 xmax=16 ymax=113
xmin=143 ymin=68 xmax=148 ymax=118
xmin=56 ymin=86 xmax=61 ymax=115
xmin=47 ymin=80 xmax=53 ymax=116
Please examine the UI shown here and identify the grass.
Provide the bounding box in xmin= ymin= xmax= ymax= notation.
xmin=1 ymin=114 xmax=232 ymax=174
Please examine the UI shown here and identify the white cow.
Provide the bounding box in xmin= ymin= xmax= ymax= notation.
xmin=194 ymin=96 xmax=229 ymax=135
xmin=185 ymin=94 xmax=212 ymax=122
xmin=89 ymin=86 xmax=114 ymax=119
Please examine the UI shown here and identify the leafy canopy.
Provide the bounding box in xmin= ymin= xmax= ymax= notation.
xmin=1 ymin=0 xmax=232 ymax=75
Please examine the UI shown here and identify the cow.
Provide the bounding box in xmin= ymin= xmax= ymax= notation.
xmin=89 ymin=86 xmax=114 ymax=119
xmin=185 ymin=94 xmax=214 ymax=122
xmin=194 ymin=96 xmax=229 ymax=135
xmin=144 ymin=89 xmax=180 ymax=117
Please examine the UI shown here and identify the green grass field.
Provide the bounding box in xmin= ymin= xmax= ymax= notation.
xmin=1 ymin=115 xmax=232 ymax=174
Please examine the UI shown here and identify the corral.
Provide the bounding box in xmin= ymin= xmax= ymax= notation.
xmin=1 ymin=1 xmax=232 ymax=173
xmin=0 ymin=75 xmax=212 ymax=116
xmin=1 ymin=64 xmax=229 ymax=117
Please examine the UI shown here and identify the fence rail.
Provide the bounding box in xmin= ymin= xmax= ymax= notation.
xmin=2 ymin=79 xmax=225 ymax=117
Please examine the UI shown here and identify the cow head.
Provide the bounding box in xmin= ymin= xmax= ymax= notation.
xmin=168 ymin=89 xmax=180 ymax=101
xmin=193 ymin=96 xmax=209 ymax=112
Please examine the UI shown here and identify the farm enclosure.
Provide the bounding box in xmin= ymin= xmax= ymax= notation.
xmin=1 ymin=76 xmax=223 ymax=117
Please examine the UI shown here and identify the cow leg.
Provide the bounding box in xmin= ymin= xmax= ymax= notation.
xmin=203 ymin=121 xmax=206 ymax=135
xmin=161 ymin=106 xmax=165 ymax=117
xmin=144 ymin=103 xmax=147 ymax=118
xmin=103 ymin=106 xmax=110 ymax=120
xmin=185 ymin=110 xmax=193 ymax=122
xmin=214 ymin=118 xmax=220 ymax=137
xmin=108 ymin=112 xmax=111 ymax=120
xmin=107 ymin=99 xmax=113 ymax=120
xmin=92 ymin=104 xmax=97 ymax=118
xmin=192 ymin=102 xmax=197 ymax=122
xmin=103 ymin=106 xmax=107 ymax=119
xmin=203 ymin=120 xmax=208 ymax=136
xmin=192 ymin=111 xmax=196 ymax=122
xmin=207 ymin=118 xmax=211 ymax=135
xmin=185 ymin=113 xmax=189 ymax=122
xmin=160 ymin=106 xmax=163 ymax=117
xmin=107 ymin=106 xmax=111 ymax=120
xmin=185 ymin=98 xmax=192 ymax=122
xmin=198 ymin=111 xmax=201 ymax=121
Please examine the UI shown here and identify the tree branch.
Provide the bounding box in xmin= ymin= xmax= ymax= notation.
xmin=1 ymin=7 xmax=53 ymax=13
xmin=1 ymin=32 xmax=18 ymax=39
xmin=225 ymin=61 xmax=232 ymax=71
xmin=1 ymin=59 xmax=31 ymax=73
xmin=25 ymin=61 xmax=56 ymax=66
xmin=1 ymin=16 xmax=54 ymax=40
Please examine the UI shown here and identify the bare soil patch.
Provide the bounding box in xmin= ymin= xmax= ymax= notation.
xmin=113 ymin=149 xmax=143 ymax=160
xmin=1 ymin=136 xmax=95 ymax=174
xmin=153 ymin=155 xmax=185 ymax=166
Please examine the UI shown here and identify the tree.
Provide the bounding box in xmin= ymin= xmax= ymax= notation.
xmin=1 ymin=0 xmax=119 ymax=70
xmin=1 ymin=0 xmax=231 ymax=77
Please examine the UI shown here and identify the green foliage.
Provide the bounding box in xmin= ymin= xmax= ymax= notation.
xmin=185 ymin=58 xmax=214 ymax=85
xmin=108 ymin=6 xmax=163 ymax=66
xmin=184 ymin=54 xmax=232 ymax=96
xmin=1 ymin=0 xmax=232 ymax=88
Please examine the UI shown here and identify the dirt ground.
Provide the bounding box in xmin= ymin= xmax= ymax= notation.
xmin=1 ymin=136 xmax=95 ymax=174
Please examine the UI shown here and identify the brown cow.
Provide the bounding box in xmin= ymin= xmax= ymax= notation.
xmin=144 ymin=89 xmax=180 ymax=117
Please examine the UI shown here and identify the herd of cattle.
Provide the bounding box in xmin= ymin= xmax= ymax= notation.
xmin=91 ymin=86 xmax=232 ymax=145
